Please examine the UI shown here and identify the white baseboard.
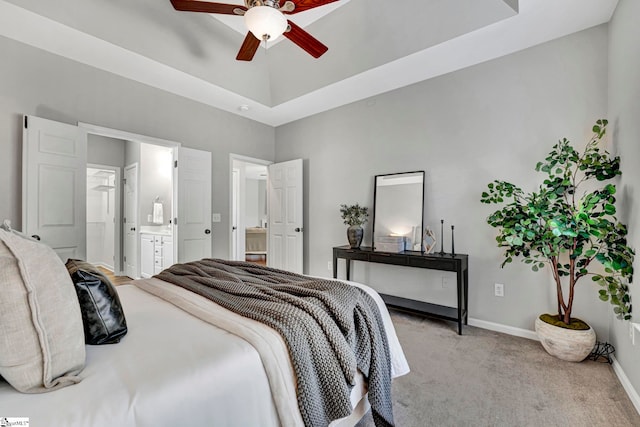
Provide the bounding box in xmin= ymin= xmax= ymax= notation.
xmin=87 ymin=261 xmax=114 ymax=271
xmin=612 ymin=356 xmax=640 ymax=414
xmin=468 ymin=317 xmax=640 ymax=416
xmin=468 ymin=317 xmax=539 ymax=341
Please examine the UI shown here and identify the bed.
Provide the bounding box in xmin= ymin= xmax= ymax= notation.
xmin=0 ymin=229 xmax=409 ymax=427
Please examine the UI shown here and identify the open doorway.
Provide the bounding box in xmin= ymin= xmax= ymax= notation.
xmin=230 ymin=155 xmax=271 ymax=265
xmin=23 ymin=117 xmax=210 ymax=280
xmin=84 ymin=125 xmax=177 ymax=279
xmin=86 ymin=165 xmax=121 ymax=273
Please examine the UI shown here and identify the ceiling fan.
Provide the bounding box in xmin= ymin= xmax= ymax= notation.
xmin=170 ymin=0 xmax=338 ymax=61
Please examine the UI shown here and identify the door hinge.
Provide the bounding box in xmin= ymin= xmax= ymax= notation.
xmin=24 ymin=116 xmax=28 ymax=129
xmin=124 ymin=255 xmax=127 ymax=262
xmin=174 ymin=160 xmax=178 ymax=168
xmin=174 ymin=217 xmax=178 ymax=225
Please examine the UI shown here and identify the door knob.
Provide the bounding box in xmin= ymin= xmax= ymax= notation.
xmin=205 ymin=229 xmax=211 ymax=234
xmin=131 ymin=227 xmax=136 ymax=231
xmin=232 ymin=226 xmax=237 ymax=231
xmin=31 ymin=234 xmax=41 ymax=241
xmin=295 ymin=227 xmax=303 ymax=232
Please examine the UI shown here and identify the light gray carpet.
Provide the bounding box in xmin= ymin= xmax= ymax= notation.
xmin=356 ymin=311 xmax=640 ymax=427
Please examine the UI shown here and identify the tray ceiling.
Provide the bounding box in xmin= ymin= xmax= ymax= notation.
xmin=0 ymin=0 xmax=618 ymax=126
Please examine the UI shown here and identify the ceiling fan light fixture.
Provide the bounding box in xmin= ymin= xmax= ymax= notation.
xmin=244 ymin=6 xmax=287 ymax=42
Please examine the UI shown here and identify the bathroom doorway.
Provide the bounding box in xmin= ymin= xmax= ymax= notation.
xmin=230 ymin=155 xmax=270 ymax=265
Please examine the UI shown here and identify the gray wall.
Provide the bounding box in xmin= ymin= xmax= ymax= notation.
xmin=245 ymin=179 xmax=261 ymax=228
xmin=88 ymin=134 xmax=126 ymax=167
xmin=607 ymin=0 xmax=640 ymax=404
xmin=0 ymin=34 xmax=275 ymax=258
xmin=275 ymin=26 xmax=611 ymax=336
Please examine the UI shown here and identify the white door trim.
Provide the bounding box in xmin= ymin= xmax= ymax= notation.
xmin=231 ymin=168 xmax=240 ymax=260
xmin=123 ymin=163 xmax=139 ymax=278
xmin=79 ymin=122 xmax=180 ymax=149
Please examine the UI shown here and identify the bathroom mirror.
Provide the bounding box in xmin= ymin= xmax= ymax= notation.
xmin=372 ymin=171 xmax=425 ymax=252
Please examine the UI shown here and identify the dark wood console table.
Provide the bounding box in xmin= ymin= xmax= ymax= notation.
xmin=333 ymin=245 xmax=469 ymax=334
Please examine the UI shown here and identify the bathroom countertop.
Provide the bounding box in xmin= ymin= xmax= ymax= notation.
xmin=139 ymin=226 xmax=172 ymax=236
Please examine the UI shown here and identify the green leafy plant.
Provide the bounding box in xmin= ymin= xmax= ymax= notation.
xmin=340 ymin=203 xmax=369 ymax=226
xmin=481 ymin=119 xmax=634 ymax=325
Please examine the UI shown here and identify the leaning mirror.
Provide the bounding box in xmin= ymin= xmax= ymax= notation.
xmin=372 ymin=171 xmax=425 ymax=253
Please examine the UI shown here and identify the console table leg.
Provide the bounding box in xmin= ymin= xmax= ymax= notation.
xmin=457 ymin=268 xmax=463 ymax=335
xmin=333 ymin=256 xmax=338 ymax=279
xmin=464 ymin=268 xmax=469 ymax=325
xmin=346 ymin=259 xmax=351 ymax=281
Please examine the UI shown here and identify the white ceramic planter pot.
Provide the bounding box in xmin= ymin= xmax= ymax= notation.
xmin=534 ymin=316 xmax=596 ymax=362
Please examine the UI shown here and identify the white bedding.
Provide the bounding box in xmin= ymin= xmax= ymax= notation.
xmin=0 ymin=278 xmax=409 ymax=426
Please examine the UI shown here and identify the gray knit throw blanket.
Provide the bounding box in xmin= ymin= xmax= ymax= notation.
xmin=156 ymin=259 xmax=394 ymax=427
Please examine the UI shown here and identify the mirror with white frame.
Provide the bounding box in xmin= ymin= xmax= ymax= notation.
xmin=372 ymin=171 xmax=425 ymax=252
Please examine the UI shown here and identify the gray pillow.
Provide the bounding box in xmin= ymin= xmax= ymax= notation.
xmin=0 ymin=229 xmax=85 ymax=393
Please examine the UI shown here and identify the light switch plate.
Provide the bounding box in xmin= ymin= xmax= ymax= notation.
xmin=212 ymin=213 xmax=221 ymax=222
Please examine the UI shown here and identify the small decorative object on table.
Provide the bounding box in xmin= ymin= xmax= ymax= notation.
xmin=376 ymin=235 xmax=405 ymax=253
xmin=439 ymin=219 xmax=445 ymax=255
xmin=422 ymin=227 xmax=436 ymax=254
xmin=451 ymin=225 xmax=455 ymax=256
xmin=340 ymin=203 xmax=369 ymax=249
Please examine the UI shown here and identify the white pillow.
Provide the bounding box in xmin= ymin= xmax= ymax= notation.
xmin=0 ymin=229 xmax=85 ymax=393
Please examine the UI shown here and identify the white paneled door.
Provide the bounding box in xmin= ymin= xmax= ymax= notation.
xmin=177 ymin=147 xmax=212 ymax=263
xmin=268 ymin=159 xmax=303 ymax=274
xmin=123 ymin=164 xmax=138 ymax=278
xmin=22 ymin=115 xmax=87 ymax=261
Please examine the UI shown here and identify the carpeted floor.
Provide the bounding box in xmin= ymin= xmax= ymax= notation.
xmin=357 ymin=311 xmax=640 ymax=427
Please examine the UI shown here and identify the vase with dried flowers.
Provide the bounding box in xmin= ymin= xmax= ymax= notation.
xmin=340 ymin=203 xmax=369 ymax=249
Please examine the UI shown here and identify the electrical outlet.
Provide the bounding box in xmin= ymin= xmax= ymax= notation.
xmin=327 ymin=261 xmax=332 ymax=271
xmin=632 ymin=323 xmax=640 ymax=346
xmin=211 ymin=213 xmax=221 ymax=222
xmin=494 ymin=283 xmax=504 ymax=297
xmin=441 ymin=276 xmax=450 ymax=289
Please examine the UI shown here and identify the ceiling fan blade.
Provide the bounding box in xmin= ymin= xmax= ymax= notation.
xmin=236 ymin=32 xmax=261 ymax=61
xmin=170 ymin=0 xmax=246 ymax=15
xmin=286 ymin=0 xmax=339 ymax=14
xmin=284 ymin=20 xmax=328 ymax=58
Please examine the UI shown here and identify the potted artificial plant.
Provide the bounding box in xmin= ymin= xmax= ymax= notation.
xmin=340 ymin=203 xmax=369 ymax=249
xmin=481 ymin=119 xmax=634 ymax=361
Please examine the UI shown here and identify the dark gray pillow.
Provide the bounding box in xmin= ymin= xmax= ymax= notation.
xmin=65 ymin=259 xmax=128 ymax=345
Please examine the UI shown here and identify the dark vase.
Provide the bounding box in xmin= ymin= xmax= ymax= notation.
xmin=347 ymin=225 xmax=364 ymax=249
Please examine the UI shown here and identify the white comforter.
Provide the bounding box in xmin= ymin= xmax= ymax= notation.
xmin=0 ymin=278 xmax=409 ymax=427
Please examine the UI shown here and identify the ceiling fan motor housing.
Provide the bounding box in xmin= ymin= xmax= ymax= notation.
xmin=245 ymin=0 xmax=281 ymax=9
